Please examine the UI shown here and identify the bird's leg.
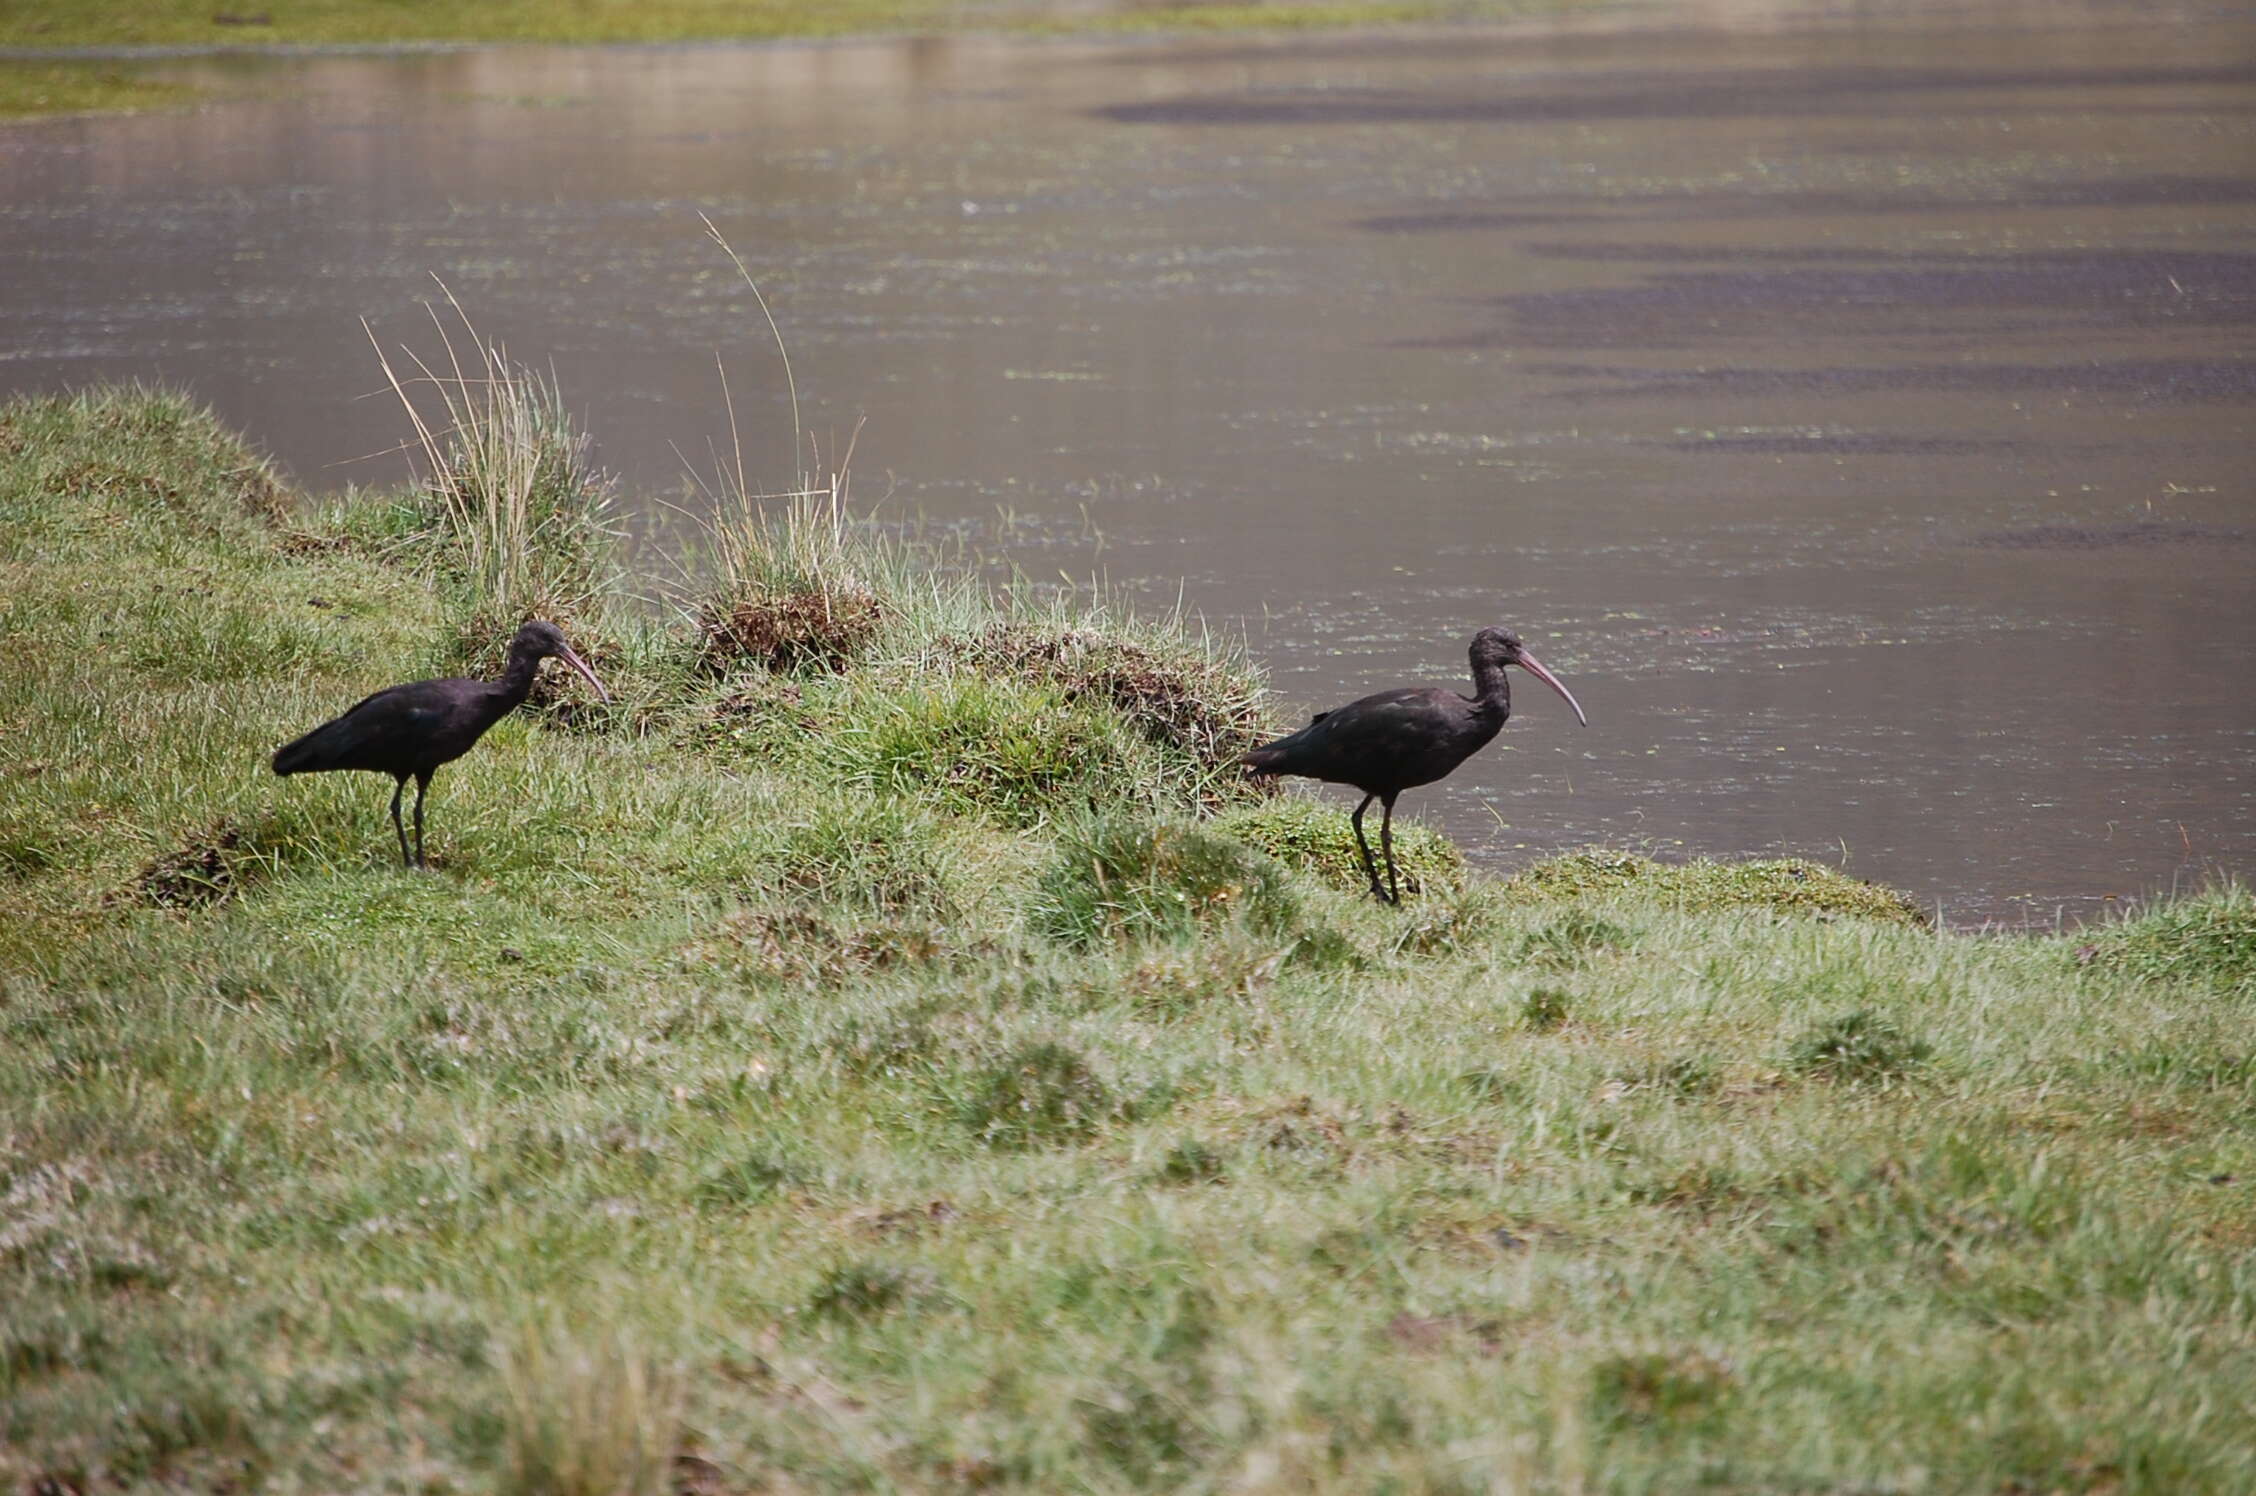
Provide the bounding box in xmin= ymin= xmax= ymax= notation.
xmin=1351 ymin=793 xmax=1388 ymax=904
xmin=412 ymin=770 xmax=432 ymax=870
xmin=389 ymin=777 xmax=411 ymax=869
xmin=1380 ymin=793 xmax=1401 ymax=905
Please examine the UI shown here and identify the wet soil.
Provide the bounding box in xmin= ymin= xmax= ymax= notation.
xmin=3 ymin=0 xmax=2251 ymax=921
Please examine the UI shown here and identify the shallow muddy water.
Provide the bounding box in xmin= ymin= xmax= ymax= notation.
xmin=5 ymin=0 xmax=2253 ymax=922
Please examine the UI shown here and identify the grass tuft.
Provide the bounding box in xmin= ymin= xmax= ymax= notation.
xmin=2079 ymin=883 xmax=2256 ymax=997
xmin=953 ymin=1041 xmax=1116 ymax=1149
xmin=938 ymin=621 xmax=1270 ymax=776
xmin=1157 ymin=1138 xmax=1229 ymax=1185
xmin=367 ymin=297 xmax=619 ymax=665
xmin=1521 ymin=986 xmax=1572 ymax=1031
xmin=1031 ymin=818 xmax=1298 ymax=947
xmin=806 ymin=1260 xmax=940 ymax=1319
xmin=1590 ymin=1350 xmax=1735 ymax=1430
xmin=496 ymin=1325 xmax=680 ymax=1496
xmin=1788 ymin=1009 xmax=1934 ymax=1084
xmin=1516 ymin=910 xmax=1636 ymax=968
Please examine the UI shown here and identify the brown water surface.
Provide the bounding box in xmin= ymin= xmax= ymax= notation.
xmin=6 ymin=0 xmax=2253 ymax=922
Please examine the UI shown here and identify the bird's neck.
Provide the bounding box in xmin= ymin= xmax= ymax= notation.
xmin=493 ymin=646 xmax=543 ymax=708
xmin=1468 ymin=657 xmax=1511 ymax=720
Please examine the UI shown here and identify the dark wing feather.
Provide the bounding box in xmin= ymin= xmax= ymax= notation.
xmin=1243 ymin=687 xmax=1492 ymax=792
xmin=272 ymin=682 xmax=456 ymax=775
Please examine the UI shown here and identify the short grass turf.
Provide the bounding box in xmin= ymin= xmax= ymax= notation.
xmin=0 ymin=61 xmax=208 ymax=119
xmin=3 ymin=386 xmax=2255 ymax=1493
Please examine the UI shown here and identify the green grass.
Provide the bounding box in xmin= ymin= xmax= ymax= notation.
xmin=0 ymin=0 xmax=1597 ymax=120
xmin=0 ymin=61 xmax=209 ymax=120
xmin=0 ymin=0 xmax=1599 ymax=119
xmin=4 ymin=386 xmax=2255 ymax=1492
xmin=0 ymin=0 xmax=1561 ymax=51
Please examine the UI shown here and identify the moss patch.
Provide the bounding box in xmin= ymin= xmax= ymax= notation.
xmin=1507 ymin=849 xmax=1929 ymax=926
xmin=1212 ymin=795 xmax=1462 ymax=896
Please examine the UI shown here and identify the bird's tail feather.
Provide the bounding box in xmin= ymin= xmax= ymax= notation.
xmin=1241 ymin=744 xmax=1287 ymax=776
xmin=271 ymin=720 xmax=349 ymax=776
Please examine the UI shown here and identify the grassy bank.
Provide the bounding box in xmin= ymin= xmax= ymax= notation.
xmin=0 ymin=0 xmax=1534 ymax=49
xmin=3 ymin=384 xmax=2254 ymax=1492
xmin=0 ymin=0 xmax=1582 ymax=119
xmin=0 ymin=60 xmax=207 ymax=118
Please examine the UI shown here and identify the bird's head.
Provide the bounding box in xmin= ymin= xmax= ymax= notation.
xmin=511 ymin=619 xmax=611 ymax=703
xmin=1472 ymin=627 xmax=1587 ymax=726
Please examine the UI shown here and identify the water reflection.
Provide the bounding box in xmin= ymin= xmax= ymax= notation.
xmin=3 ymin=0 xmax=2251 ymax=921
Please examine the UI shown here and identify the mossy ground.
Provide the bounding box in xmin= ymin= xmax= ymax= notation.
xmin=3 ymin=388 xmax=2253 ymax=1492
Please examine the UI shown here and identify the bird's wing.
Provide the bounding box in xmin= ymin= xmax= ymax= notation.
xmin=321 ymin=681 xmax=461 ymax=750
xmin=339 ymin=682 xmax=450 ymax=727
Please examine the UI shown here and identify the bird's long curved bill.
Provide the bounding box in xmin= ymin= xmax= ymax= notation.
xmin=557 ymin=645 xmax=611 ymax=703
xmin=1516 ymin=650 xmax=1587 ymax=726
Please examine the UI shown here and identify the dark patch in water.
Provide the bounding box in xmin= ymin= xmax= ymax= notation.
xmin=1425 ymin=251 xmax=2256 ymax=350
xmin=1357 ymin=210 xmax=1593 ymax=235
xmin=1966 ymin=522 xmax=2254 ymax=550
xmin=1356 ymin=176 xmax=2256 ymax=235
xmin=1093 ymin=64 xmax=2256 ymax=128
xmin=1521 ymin=358 xmax=2256 ymax=404
xmin=1527 ymin=242 xmax=2256 ymax=270
xmin=1665 ymin=433 xmax=2005 ymax=456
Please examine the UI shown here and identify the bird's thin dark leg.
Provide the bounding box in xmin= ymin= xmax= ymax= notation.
xmin=1350 ymin=793 xmax=1388 ymax=904
xmin=412 ymin=770 xmax=432 ymax=869
xmin=1380 ymin=793 xmax=1400 ymax=905
xmin=389 ymin=777 xmax=411 ymax=869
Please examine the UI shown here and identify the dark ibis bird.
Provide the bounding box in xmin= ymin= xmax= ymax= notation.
xmin=271 ymin=619 xmax=609 ymax=868
xmin=1244 ymin=627 xmax=1586 ymax=904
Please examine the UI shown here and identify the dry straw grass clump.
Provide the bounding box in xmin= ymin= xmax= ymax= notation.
xmin=698 ymin=579 xmax=886 ymax=675
xmin=684 ymin=218 xmax=896 ymax=678
xmin=496 ymin=1323 xmax=681 ymax=1496
xmin=690 ymin=480 xmax=887 ymax=677
xmin=367 ymin=286 xmax=619 ymax=670
xmin=688 ymin=377 xmax=891 ymax=677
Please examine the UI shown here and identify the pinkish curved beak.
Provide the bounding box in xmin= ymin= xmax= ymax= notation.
xmin=555 ymin=643 xmax=611 ymax=704
xmin=1514 ymin=649 xmax=1587 ymax=726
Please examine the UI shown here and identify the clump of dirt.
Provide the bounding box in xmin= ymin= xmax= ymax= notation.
xmin=136 ymin=820 xmax=247 ymax=908
xmin=697 ymin=586 xmax=884 ymax=675
xmin=940 ymin=623 xmax=1268 ymax=772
